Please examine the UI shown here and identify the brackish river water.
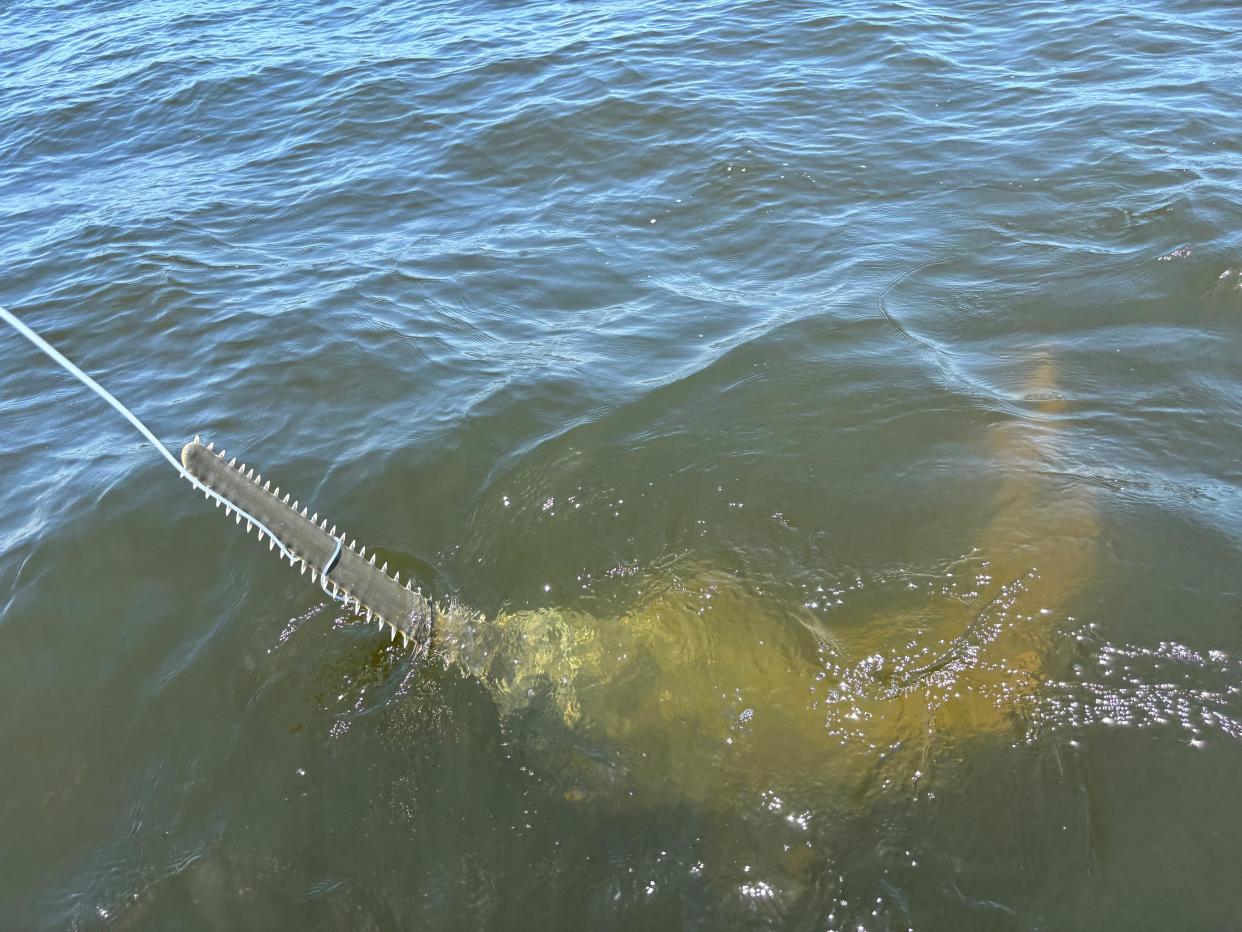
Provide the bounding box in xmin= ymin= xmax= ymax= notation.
xmin=2 ymin=1 xmax=1241 ymax=928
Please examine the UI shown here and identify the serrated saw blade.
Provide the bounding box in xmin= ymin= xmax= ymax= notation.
xmin=181 ymin=438 xmax=432 ymax=648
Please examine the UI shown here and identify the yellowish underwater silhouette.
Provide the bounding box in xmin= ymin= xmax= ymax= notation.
xmin=428 ymin=353 xmax=1098 ymax=814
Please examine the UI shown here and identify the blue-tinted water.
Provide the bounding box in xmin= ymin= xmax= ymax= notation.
xmin=2 ymin=1 xmax=1241 ymax=928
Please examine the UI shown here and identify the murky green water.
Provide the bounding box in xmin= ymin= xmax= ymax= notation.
xmin=2 ymin=0 xmax=1241 ymax=928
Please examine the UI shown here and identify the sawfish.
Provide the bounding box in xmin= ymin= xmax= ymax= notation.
xmin=182 ymin=354 xmax=1098 ymax=816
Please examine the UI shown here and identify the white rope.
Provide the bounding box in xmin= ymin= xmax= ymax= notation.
xmin=0 ymin=303 xmax=343 ymax=593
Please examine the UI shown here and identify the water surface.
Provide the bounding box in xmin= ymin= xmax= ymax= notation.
xmin=2 ymin=0 xmax=1241 ymax=928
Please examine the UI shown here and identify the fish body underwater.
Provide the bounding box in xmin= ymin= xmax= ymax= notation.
xmin=430 ymin=357 xmax=1099 ymax=812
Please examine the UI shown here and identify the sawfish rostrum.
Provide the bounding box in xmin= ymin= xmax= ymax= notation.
xmin=181 ymin=438 xmax=433 ymax=646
